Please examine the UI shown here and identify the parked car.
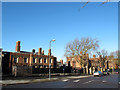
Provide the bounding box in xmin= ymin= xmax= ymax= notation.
xmin=114 ymin=70 xmax=119 ymax=74
xmin=103 ymin=70 xmax=109 ymax=75
xmin=94 ymin=71 xmax=103 ymax=77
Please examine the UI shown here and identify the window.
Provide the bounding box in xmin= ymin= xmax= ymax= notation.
xmin=46 ymin=65 xmax=48 ymax=68
xmin=24 ymin=58 xmax=28 ymax=63
xmin=14 ymin=57 xmax=18 ymax=63
xmin=44 ymin=65 xmax=46 ymax=68
xmin=51 ymin=66 xmax=53 ymax=68
xmin=44 ymin=58 xmax=47 ymax=63
xmin=50 ymin=58 xmax=52 ymax=63
xmin=33 ymin=58 xmax=36 ymax=63
xmin=33 ymin=66 xmax=37 ymax=68
xmin=39 ymin=65 xmax=43 ymax=68
xmin=39 ymin=58 xmax=42 ymax=63
xmin=35 ymin=66 xmax=37 ymax=68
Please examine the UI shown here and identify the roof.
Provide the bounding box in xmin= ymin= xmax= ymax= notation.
xmin=20 ymin=51 xmax=32 ymax=54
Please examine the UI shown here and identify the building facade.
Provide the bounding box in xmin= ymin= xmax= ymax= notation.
xmin=66 ymin=53 xmax=119 ymax=74
xmin=57 ymin=59 xmax=63 ymax=68
xmin=2 ymin=41 xmax=57 ymax=76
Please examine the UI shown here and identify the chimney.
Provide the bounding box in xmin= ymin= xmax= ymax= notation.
xmin=93 ymin=54 xmax=96 ymax=58
xmin=42 ymin=50 xmax=44 ymax=55
xmin=48 ymin=49 xmax=51 ymax=56
xmin=15 ymin=41 xmax=21 ymax=52
xmin=38 ymin=48 xmax=42 ymax=55
xmin=60 ymin=59 xmax=63 ymax=65
xmin=32 ymin=49 xmax=35 ymax=53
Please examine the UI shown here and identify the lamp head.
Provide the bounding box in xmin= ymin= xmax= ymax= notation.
xmin=52 ymin=39 xmax=56 ymax=41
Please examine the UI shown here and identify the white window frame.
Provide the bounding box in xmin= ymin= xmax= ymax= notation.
xmin=40 ymin=65 xmax=43 ymax=68
xmin=35 ymin=58 xmax=37 ymax=63
xmin=46 ymin=58 xmax=48 ymax=63
xmin=24 ymin=58 xmax=28 ymax=63
xmin=50 ymin=58 xmax=53 ymax=63
xmin=14 ymin=57 xmax=18 ymax=63
xmin=35 ymin=66 xmax=37 ymax=68
xmin=27 ymin=58 xmax=28 ymax=63
xmin=17 ymin=57 xmax=19 ymax=63
xmin=39 ymin=58 xmax=42 ymax=63
xmin=33 ymin=58 xmax=36 ymax=63
xmin=44 ymin=58 xmax=47 ymax=63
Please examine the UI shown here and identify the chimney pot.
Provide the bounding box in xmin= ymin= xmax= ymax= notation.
xmin=32 ymin=49 xmax=35 ymax=53
xmin=15 ymin=41 xmax=21 ymax=52
xmin=42 ymin=50 xmax=44 ymax=55
xmin=48 ymin=49 xmax=51 ymax=56
xmin=93 ymin=54 xmax=96 ymax=58
xmin=38 ymin=48 xmax=42 ymax=55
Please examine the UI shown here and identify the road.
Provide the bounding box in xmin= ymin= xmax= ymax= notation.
xmin=2 ymin=74 xmax=118 ymax=88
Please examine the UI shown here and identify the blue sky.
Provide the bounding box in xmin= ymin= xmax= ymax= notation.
xmin=2 ymin=2 xmax=118 ymax=62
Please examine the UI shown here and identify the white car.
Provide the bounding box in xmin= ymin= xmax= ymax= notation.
xmin=94 ymin=71 xmax=103 ymax=77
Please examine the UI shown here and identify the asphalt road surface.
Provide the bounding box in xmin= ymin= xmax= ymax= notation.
xmin=2 ymin=74 xmax=118 ymax=88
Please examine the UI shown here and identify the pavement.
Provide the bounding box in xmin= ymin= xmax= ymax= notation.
xmin=2 ymin=74 xmax=118 ymax=88
xmin=1 ymin=75 xmax=93 ymax=86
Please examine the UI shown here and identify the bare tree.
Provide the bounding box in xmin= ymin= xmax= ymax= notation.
xmin=110 ymin=50 xmax=119 ymax=69
xmin=80 ymin=0 xmax=111 ymax=9
xmin=110 ymin=50 xmax=119 ymax=59
xmin=64 ymin=37 xmax=99 ymax=69
xmin=97 ymin=49 xmax=108 ymax=71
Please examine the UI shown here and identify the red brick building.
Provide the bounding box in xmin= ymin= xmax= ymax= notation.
xmin=66 ymin=54 xmax=118 ymax=74
xmin=2 ymin=41 xmax=57 ymax=76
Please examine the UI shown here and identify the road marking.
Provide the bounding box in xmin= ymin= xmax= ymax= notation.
xmin=62 ymin=79 xmax=69 ymax=82
xmin=88 ymin=81 xmax=92 ymax=83
xmin=102 ymin=80 xmax=107 ymax=82
xmin=67 ymin=75 xmax=93 ymax=79
xmin=73 ymin=80 xmax=80 ymax=83
xmin=82 ymin=81 xmax=89 ymax=84
xmin=82 ymin=80 xmax=93 ymax=84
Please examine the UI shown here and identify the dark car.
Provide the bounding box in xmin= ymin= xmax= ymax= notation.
xmin=103 ymin=70 xmax=109 ymax=75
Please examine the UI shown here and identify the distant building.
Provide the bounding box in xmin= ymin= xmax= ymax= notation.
xmin=57 ymin=59 xmax=63 ymax=68
xmin=66 ymin=53 xmax=119 ymax=74
xmin=2 ymin=41 xmax=57 ymax=76
xmin=66 ymin=54 xmax=89 ymax=70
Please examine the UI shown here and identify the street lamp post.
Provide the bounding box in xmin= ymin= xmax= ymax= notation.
xmin=49 ymin=39 xmax=56 ymax=80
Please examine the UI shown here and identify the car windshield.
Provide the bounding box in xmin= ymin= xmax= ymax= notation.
xmin=94 ymin=71 xmax=98 ymax=73
xmin=98 ymin=71 xmax=101 ymax=73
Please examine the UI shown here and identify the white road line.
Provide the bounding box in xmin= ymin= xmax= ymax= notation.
xmin=73 ymin=80 xmax=80 ymax=83
xmin=83 ymin=81 xmax=89 ymax=84
xmin=82 ymin=80 xmax=94 ymax=84
xmin=62 ymin=79 xmax=69 ymax=82
xmin=102 ymin=80 xmax=107 ymax=82
xmin=88 ymin=81 xmax=92 ymax=83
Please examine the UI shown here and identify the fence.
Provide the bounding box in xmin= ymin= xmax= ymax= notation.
xmin=32 ymin=66 xmax=72 ymax=74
